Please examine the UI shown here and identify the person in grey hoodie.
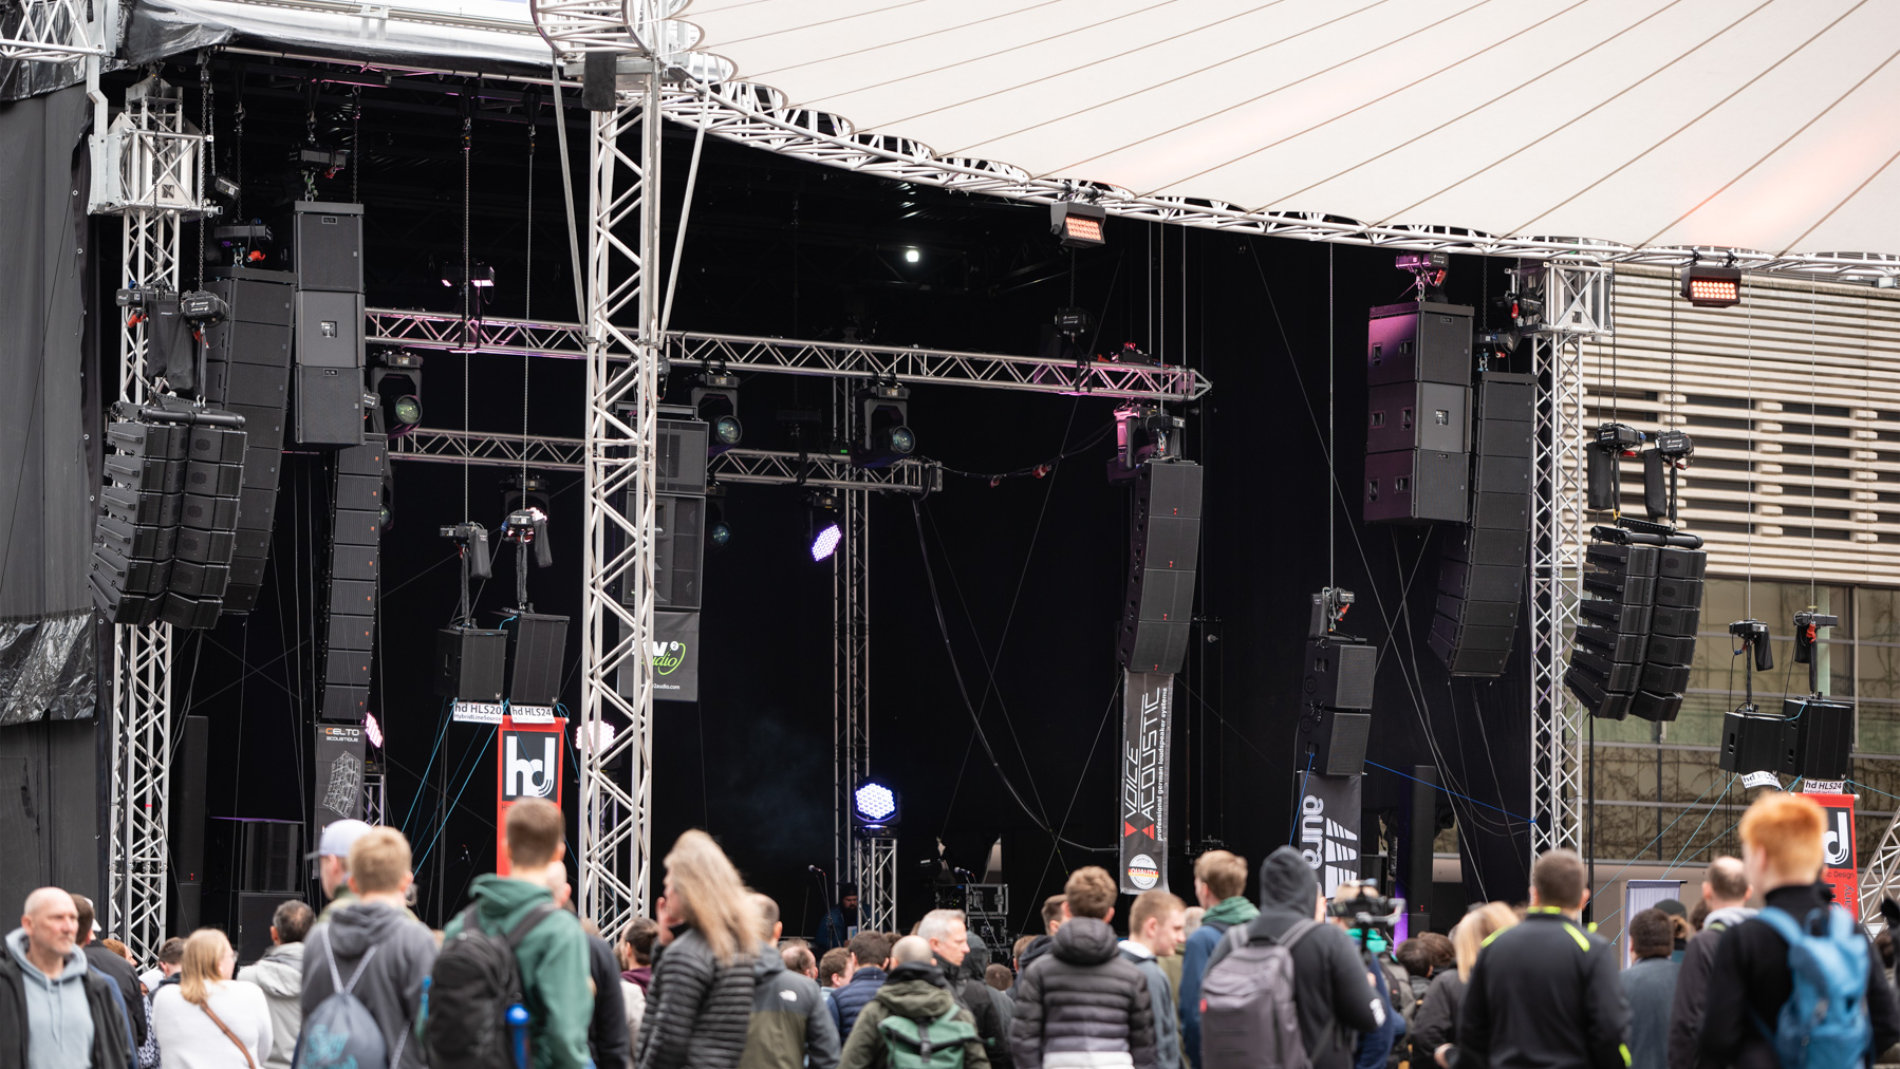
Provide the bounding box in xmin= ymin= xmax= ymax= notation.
xmin=237 ymin=900 xmax=312 ymax=1069
xmin=0 ymin=888 xmax=133 ymax=1069
xmin=1202 ymin=848 xmax=1383 ymax=1069
xmin=301 ymin=829 xmax=438 ymax=1069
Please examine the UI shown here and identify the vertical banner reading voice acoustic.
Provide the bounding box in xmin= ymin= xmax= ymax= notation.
xmin=1807 ymin=791 xmax=1859 ymax=918
xmin=496 ymin=715 xmax=565 ymax=877
xmin=1121 ymin=672 xmax=1172 ymax=894
xmin=1299 ymin=773 xmax=1362 ymax=898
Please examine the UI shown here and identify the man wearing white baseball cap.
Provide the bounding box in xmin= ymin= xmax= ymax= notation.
xmin=308 ymin=819 xmax=373 ymax=922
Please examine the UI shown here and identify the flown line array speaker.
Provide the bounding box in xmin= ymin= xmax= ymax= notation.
xmin=1720 ymin=696 xmax=1854 ymax=779
xmin=1299 ymin=639 xmax=1376 ymax=775
xmin=1118 ymin=461 xmax=1203 ymax=674
xmin=318 ymin=434 xmax=384 ymax=722
xmin=92 ymin=409 xmax=247 ymax=629
xmin=291 ymin=202 xmax=365 ymax=448
xmin=203 ymin=266 xmax=295 ymax=614
xmin=1564 ymin=526 xmax=1706 ymax=722
xmin=1431 ymin=372 xmax=1534 ymax=677
xmin=1365 ymin=301 xmax=1473 ymax=525
xmin=625 ymin=418 xmax=710 ymax=611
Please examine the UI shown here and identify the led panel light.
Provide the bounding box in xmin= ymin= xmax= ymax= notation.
xmin=1680 ymin=264 xmax=1742 ymax=308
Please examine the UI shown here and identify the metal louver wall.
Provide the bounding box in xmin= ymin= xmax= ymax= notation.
xmin=1579 ymin=267 xmax=1900 ymax=585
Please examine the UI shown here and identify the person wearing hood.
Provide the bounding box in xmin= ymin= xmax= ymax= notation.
xmin=0 ymin=887 xmax=134 ymax=1069
xmin=1010 ymin=866 xmax=1157 ymax=1069
xmin=619 ymin=917 xmax=659 ymax=1049
xmin=1179 ymin=850 xmax=1256 ymax=1069
xmin=539 ymin=861 xmax=632 ymax=1069
xmin=918 ymin=911 xmax=1013 ymax=1069
xmin=301 ymin=828 xmax=437 ymax=1069
xmin=837 ymin=936 xmax=989 ymax=1069
xmin=1202 ymin=848 xmax=1383 ymax=1069
xmin=633 ymin=830 xmax=758 ymax=1069
xmin=1119 ymin=890 xmax=1187 ymax=1069
xmin=739 ymin=893 xmax=839 ymax=1069
xmin=236 ymin=900 xmax=313 ymax=1069
xmin=1665 ymin=857 xmax=1753 ymax=1069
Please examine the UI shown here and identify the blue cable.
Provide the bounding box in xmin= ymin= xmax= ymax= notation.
xmin=1363 ymin=759 xmax=1537 ymax=824
xmin=414 ymin=733 xmax=495 ymax=872
xmin=400 ymin=700 xmax=455 ymax=837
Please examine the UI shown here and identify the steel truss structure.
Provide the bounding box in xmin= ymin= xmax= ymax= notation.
xmin=1526 ymin=262 xmax=1608 ymax=856
xmin=854 ymin=835 xmax=897 ymax=935
xmin=1862 ymin=811 xmax=1900 ymax=930
xmin=365 ymin=310 xmax=1210 ymax=402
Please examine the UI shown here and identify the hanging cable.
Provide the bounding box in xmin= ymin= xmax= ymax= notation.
xmin=462 ymin=105 xmax=473 ymax=522
xmin=550 ymin=61 xmax=586 ymax=322
xmin=523 ymin=109 xmax=535 ymax=495
xmin=1328 ymin=242 xmax=1335 ymax=588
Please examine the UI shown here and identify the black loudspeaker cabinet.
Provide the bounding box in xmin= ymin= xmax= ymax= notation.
xmin=1365 ymin=449 xmax=1467 ymax=524
xmin=232 ymin=891 xmax=286 ymax=967
xmin=1719 ymin=709 xmax=1800 ymax=774
xmin=1304 ymin=639 xmax=1376 ymax=711
xmin=294 ymin=365 xmax=365 ymax=448
xmin=172 ymin=715 xmax=210 ymax=934
xmin=656 ymin=493 xmax=703 ymax=611
xmin=509 ymin=614 xmax=571 ymax=707
xmin=1790 ymin=697 xmax=1854 ymax=780
xmin=1366 ymin=301 xmax=1474 ymax=386
xmin=1366 ymin=381 xmax=1469 ymax=455
xmin=292 ymin=201 xmax=364 ymax=293
xmin=1306 ymin=709 xmax=1371 ymax=776
xmin=656 ymin=419 xmax=710 ymax=495
xmin=294 ymin=290 xmax=364 ymax=369
xmin=241 ymin=819 xmax=302 ymax=891
xmin=1118 ymin=461 xmax=1203 ymax=674
xmin=436 ymin=626 xmax=507 ymax=701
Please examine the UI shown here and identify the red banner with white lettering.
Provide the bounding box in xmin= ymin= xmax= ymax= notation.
xmin=1808 ymin=791 xmax=1859 ymax=919
xmin=495 ymin=715 xmax=565 ymax=877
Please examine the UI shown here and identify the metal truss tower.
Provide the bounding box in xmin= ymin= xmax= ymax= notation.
xmin=1527 ymin=262 xmax=1610 ymax=856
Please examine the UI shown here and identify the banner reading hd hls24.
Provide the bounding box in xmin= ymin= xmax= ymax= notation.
xmin=1121 ymin=672 xmax=1172 ymax=894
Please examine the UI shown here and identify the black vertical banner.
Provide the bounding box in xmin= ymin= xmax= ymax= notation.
xmin=1297 ymin=773 xmax=1363 ymax=897
xmin=1120 ymin=671 xmax=1172 ymax=894
xmin=313 ymin=725 xmax=365 ymax=833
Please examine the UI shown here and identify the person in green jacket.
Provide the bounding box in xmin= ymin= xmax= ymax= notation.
xmin=837 ymin=936 xmax=989 ymax=1069
xmin=438 ymin=798 xmax=595 ymax=1069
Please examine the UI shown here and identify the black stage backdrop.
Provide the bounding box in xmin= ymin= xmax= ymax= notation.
xmin=70 ymin=65 xmax=1537 ymax=935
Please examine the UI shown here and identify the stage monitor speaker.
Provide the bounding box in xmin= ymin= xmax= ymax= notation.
xmin=1366 ymin=301 xmax=1474 ymax=386
xmin=293 ymin=365 xmax=365 ymax=448
xmin=509 ymin=614 xmax=570 ymax=707
xmin=292 ymin=202 xmax=364 ymax=293
xmin=1306 ymin=709 xmax=1371 ymax=776
xmin=436 ymin=626 xmax=507 ymax=701
xmin=1789 ymin=697 xmax=1854 ymax=781
xmin=1364 ymin=449 xmax=1467 ymax=524
xmin=172 ymin=715 xmax=210 ymax=933
xmin=1366 ymin=382 xmax=1469 ymax=455
xmin=1719 ymin=709 xmax=1799 ymax=774
xmin=241 ymin=820 xmax=302 ymax=892
xmin=1117 ymin=461 xmax=1203 ymax=674
xmin=656 ymin=419 xmax=710 ymax=494
xmin=1304 ymin=639 xmax=1376 ymax=711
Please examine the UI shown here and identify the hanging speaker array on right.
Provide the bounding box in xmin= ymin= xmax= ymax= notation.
xmin=1430 ymin=372 xmax=1534 ymax=676
xmin=1565 ymin=524 xmax=1706 ymax=721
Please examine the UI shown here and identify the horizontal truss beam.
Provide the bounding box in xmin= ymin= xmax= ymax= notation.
xmin=390 ymin=428 xmax=940 ymax=493
xmin=365 ymin=310 xmax=1210 ymax=401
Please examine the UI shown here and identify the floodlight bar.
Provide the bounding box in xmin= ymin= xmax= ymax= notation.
xmin=1680 ymin=263 xmax=1742 ymax=307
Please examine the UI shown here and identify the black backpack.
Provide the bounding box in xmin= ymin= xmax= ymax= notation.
xmin=424 ymin=902 xmax=556 ymax=1069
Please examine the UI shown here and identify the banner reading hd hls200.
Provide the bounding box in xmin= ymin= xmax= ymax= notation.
xmin=1120 ymin=672 xmax=1172 ymax=894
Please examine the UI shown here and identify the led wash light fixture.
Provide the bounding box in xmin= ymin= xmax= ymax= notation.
xmin=1680 ymin=262 xmax=1742 ymax=308
xmin=808 ymin=490 xmax=842 ymax=562
xmin=1051 ymin=200 xmax=1106 ymax=248
xmin=853 ymin=781 xmax=899 ymax=826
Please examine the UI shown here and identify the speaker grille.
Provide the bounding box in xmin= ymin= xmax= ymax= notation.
xmin=1117 ymin=462 xmax=1202 ymax=674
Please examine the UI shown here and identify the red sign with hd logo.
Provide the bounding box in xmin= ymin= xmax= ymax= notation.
xmin=495 ymin=715 xmax=565 ymax=877
xmin=1806 ymin=792 xmax=1859 ymax=919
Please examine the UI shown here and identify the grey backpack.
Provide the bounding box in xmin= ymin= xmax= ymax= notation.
xmin=1199 ymin=920 xmax=1316 ymax=1069
xmin=293 ymin=932 xmax=397 ymax=1069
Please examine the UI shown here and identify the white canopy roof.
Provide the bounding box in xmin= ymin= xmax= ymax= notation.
xmin=665 ymin=0 xmax=1900 ymax=269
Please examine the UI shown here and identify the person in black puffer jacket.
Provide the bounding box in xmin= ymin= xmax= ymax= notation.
xmin=634 ymin=831 xmax=760 ymax=1069
xmin=1010 ymin=867 xmax=1156 ymax=1069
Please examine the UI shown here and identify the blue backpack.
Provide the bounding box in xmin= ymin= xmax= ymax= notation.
xmin=294 ymin=932 xmax=397 ymax=1069
xmin=1752 ymin=905 xmax=1872 ymax=1069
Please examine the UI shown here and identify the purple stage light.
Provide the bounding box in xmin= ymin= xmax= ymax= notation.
xmin=811 ymin=522 xmax=842 ymax=562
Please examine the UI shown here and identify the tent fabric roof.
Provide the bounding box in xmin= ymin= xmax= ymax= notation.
xmin=672 ymin=0 xmax=1900 ymax=264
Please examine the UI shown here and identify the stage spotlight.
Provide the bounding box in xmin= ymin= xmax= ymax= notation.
xmin=364 ymin=711 xmax=384 ymax=749
xmin=809 ymin=490 xmax=842 ymax=562
xmin=855 ymin=383 xmax=915 ymax=468
xmin=576 ymin=718 xmax=617 ymax=756
xmin=1051 ymin=201 xmax=1106 ymax=248
xmin=904 ymin=247 xmax=921 ymax=264
xmin=370 ymin=350 xmax=423 ymax=438
xmin=470 ymin=264 xmax=497 ymax=289
xmin=691 ymin=373 xmax=743 ymax=454
xmin=1680 ymin=262 xmax=1742 ymax=307
xmin=706 ymin=484 xmax=731 ymax=551
xmin=853 ymin=780 xmax=899 ymax=826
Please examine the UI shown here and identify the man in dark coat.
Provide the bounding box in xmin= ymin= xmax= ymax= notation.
xmin=1204 ymin=848 xmax=1382 ymax=1069
xmin=1621 ymin=910 xmax=1679 ymax=1069
xmin=1666 ymin=857 xmax=1751 ymax=1069
xmin=70 ymin=894 xmax=146 ymax=1050
xmin=1009 ymin=866 xmax=1156 ymax=1069
xmin=837 ymin=937 xmax=988 ymax=1069
xmin=830 ymin=931 xmax=892 ymax=1038
xmin=740 ymin=894 xmax=839 ymax=1069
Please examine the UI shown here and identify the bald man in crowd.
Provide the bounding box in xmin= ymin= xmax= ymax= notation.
xmin=0 ymin=888 xmax=135 ymax=1069
xmin=1667 ymin=856 xmax=1753 ymax=1069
